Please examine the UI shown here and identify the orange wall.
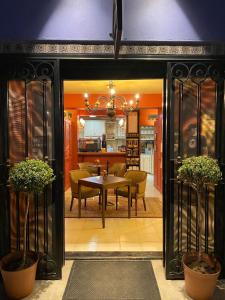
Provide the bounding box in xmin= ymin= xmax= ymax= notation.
xmin=140 ymin=108 xmax=159 ymax=126
xmin=64 ymin=93 xmax=162 ymax=109
xmin=64 ymin=93 xmax=162 ymax=175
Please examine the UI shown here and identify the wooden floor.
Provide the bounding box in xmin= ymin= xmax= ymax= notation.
xmin=65 ymin=175 xmax=163 ymax=252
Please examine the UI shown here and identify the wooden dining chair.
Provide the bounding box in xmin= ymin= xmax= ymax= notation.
xmin=70 ymin=169 xmax=100 ymax=211
xmin=78 ymin=162 xmax=98 ymax=176
xmin=115 ymin=170 xmax=147 ymax=216
xmin=108 ymin=163 xmax=126 ymax=177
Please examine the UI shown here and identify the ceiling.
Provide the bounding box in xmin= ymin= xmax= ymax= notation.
xmin=64 ymin=79 xmax=163 ymax=94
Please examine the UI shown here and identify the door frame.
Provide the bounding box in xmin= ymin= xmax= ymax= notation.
xmin=1 ymin=54 xmax=225 ymax=280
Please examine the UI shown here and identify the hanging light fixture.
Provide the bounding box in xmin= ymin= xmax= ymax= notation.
xmin=84 ymin=81 xmax=140 ymax=118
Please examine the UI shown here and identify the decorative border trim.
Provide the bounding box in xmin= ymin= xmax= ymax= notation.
xmin=1 ymin=42 xmax=225 ymax=56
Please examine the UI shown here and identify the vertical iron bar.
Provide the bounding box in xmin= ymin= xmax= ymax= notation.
xmin=205 ymin=186 xmax=209 ymax=253
xmin=196 ymin=191 xmax=199 ymax=252
xmin=177 ymin=183 xmax=180 ymax=254
xmin=196 ymin=83 xmax=202 ymax=155
xmin=178 ymin=82 xmax=183 ymax=157
xmin=34 ymin=193 xmax=37 ymax=251
xmin=24 ymin=81 xmax=28 ymax=157
xmin=187 ymin=186 xmax=191 ymax=251
xmin=16 ymin=191 xmax=20 ymax=250
xmin=42 ymin=81 xmax=49 ymax=255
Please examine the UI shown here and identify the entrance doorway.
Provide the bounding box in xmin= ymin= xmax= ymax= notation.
xmin=63 ymin=78 xmax=164 ymax=252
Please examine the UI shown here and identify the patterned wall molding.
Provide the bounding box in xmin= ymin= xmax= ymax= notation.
xmin=1 ymin=42 xmax=225 ymax=56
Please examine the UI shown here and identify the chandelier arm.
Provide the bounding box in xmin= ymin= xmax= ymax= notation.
xmin=114 ymin=95 xmax=127 ymax=105
xmin=97 ymin=96 xmax=110 ymax=102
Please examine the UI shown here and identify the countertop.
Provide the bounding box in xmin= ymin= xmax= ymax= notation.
xmin=78 ymin=152 xmax=126 ymax=156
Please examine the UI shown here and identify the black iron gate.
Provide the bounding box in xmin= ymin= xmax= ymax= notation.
xmin=0 ymin=58 xmax=64 ymax=279
xmin=165 ymin=62 xmax=225 ymax=279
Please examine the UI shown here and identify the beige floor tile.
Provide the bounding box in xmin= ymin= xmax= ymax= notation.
xmin=120 ymin=242 xmax=143 ymax=251
xmin=152 ymin=260 xmax=189 ymax=300
xmin=25 ymin=261 xmax=73 ymax=300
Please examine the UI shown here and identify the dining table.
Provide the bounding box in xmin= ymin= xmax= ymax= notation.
xmin=78 ymin=175 xmax=131 ymax=228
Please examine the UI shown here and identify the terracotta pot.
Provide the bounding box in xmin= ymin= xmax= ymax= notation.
xmin=0 ymin=251 xmax=38 ymax=299
xmin=183 ymin=252 xmax=221 ymax=300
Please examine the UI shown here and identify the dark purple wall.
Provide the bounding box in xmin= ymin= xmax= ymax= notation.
xmin=0 ymin=0 xmax=112 ymax=41
xmin=123 ymin=0 xmax=225 ymax=42
xmin=1 ymin=0 xmax=225 ymax=42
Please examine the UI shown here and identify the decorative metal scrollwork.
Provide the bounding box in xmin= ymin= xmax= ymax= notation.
xmin=171 ymin=63 xmax=189 ymax=82
xmin=13 ymin=62 xmax=36 ymax=80
xmin=36 ymin=62 xmax=54 ymax=81
xmin=10 ymin=60 xmax=55 ymax=81
xmin=189 ymin=63 xmax=208 ymax=84
xmin=170 ymin=62 xmax=225 ymax=83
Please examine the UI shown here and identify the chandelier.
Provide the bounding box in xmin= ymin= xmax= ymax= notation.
xmin=84 ymin=81 xmax=140 ymax=118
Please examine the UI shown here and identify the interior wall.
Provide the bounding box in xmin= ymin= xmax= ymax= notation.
xmin=64 ymin=92 xmax=162 ymax=180
xmin=64 ymin=93 xmax=162 ymax=109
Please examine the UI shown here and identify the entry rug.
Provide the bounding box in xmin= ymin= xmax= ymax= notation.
xmin=65 ymin=190 xmax=162 ymax=218
xmin=63 ymin=260 xmax=161 ymax=300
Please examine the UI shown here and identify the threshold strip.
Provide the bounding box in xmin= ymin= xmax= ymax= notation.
xmin=65 ymin=251 xmax=163 ymax=260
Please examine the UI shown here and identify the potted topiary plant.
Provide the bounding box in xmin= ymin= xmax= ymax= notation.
xmin=177 ymin=156 xmax=222 ymax=300
xmin=0 ymin=159 xmax=55 ymax=299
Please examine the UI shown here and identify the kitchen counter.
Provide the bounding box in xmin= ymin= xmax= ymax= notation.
xmin=78 ymin=152 xmax=126 ymax=164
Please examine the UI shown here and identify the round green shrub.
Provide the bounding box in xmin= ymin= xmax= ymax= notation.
xmin=177 ymin=156 xmax=222 ymax=188
xmin=9 ymin=159 xmax=55 ymax=193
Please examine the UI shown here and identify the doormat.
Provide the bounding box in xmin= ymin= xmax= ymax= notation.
xmin=65 ymin=191 xmax=162 ymax=218
xmin=63 ymin=260 xmax=161 ymax=300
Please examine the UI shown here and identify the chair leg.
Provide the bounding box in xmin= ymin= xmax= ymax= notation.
xmin=105 ymin=190 xmax=107 ymax=210
xmin=143 ymin=197 xmax=146 ymax=211
xmin=116 ymin=190 xmax=118 ymax=210
xmin=98 ymin=193 xmax=101 ymax=205
xmin=131 ymin=198 xmax=133 ymax=207
xmin=70 ymin=196 xmax=74 ymax=211
xmin=84 ymin=198 xmax=87 ymax=208
xmin=135 ymin=197 xmax=137 ymax=216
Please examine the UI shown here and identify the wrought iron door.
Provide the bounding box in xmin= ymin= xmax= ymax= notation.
xmin=0 ymin=59 xmax=64 ymax=279
xmin=165 ymin=62 xmax=225 ymax=279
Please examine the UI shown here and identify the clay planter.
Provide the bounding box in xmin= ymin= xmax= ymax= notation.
xmin=0 ymin=251 xmax=38 ymax=299
xmin=183 ymin=252 xmax=221 ymax=300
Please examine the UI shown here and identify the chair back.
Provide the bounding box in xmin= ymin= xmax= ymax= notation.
xmin=78 ymin=162 xmax=97 ymax=174
xmin=124 ymin=170 xmax=147 ymax=193
xmin=108 ymin=163 xmax=126 ymax=177
xmin=70 ymin=169 xmax=91 ymax=195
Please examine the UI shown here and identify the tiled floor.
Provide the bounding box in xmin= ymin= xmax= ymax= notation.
xmin=24 ymin=260 xmax=193 ymax=300
xmin=65 ymin=218 xmax=163 ymax=251
xmin=65 ymin=174 xmax=163 ymax=252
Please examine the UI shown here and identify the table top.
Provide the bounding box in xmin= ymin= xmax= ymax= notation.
xmin=79 ymin=175 xmax=131 ymax=189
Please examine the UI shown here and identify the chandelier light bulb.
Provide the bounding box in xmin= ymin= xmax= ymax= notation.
xmin=110 ymin=88 xmax=116 ymax=96
xmin=129 ymin=99 xmax=134 ymax=106
xmin=84 ymin=93 xmax=89 ymax=98
xmin=135 ymin=93 xmax=140 ymax=100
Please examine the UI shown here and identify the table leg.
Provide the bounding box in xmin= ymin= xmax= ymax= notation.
xmin=78 ymin=182 xmax=81 ymax=218
xmin=128 ymin=184 xmax=131 ymax=219
xmin=105 ymin=189 xmax=108 ymax=210
xmin=97 ymin=166 xmax=101 ymax=176
xmin=102 ymin=188 xmax=105 ymax=228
